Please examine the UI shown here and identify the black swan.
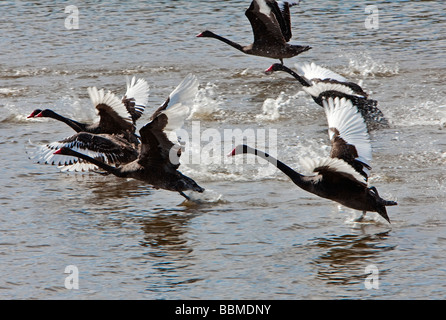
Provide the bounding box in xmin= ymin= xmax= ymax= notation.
xmin=265 ymin=62 xmax=389 ymax=129
xmin=229 ymin=96 xmax=396 ymax=223
xmin=197 ymin=0 xmax=311 ymax=64
xmin=30 ymin=75 xmax=198 ymax=172
xmin=54 ymin=102 xmax=204 ymax=200
xmin=27 ymin=77 xmax=150 ymax=145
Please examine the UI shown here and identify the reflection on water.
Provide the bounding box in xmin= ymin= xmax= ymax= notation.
xmin=138 ymin=209 xmax=206 ymax=294
xmin=307 ymin=230 xmax=395 ymax=286
xmin=140 ymin=211 xmax=198 ymax=256
xmin=82 ymin=177 xmax=153 ymax=203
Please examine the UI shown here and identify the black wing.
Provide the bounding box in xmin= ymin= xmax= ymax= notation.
xmin=245 ymin=0 xmax=287 ymax=45
xmin=31 ymin=132 xmax=138 ymax=171
xmin=138 ymin=105 xmax=189 ymax=170
xmin=268 ymin=0 xmax=294 ymax=42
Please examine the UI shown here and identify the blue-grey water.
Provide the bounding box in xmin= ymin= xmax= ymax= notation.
xmin=1 ymin=0 xmax=445 ymax=299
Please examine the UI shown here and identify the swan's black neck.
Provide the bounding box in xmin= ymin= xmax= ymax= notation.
xmin=241 ymin=146 xmax=313 ymax=192
xmin=59 ymin=148 xmax=125 ymax=177
xmin=207 ymin=32 xmax=245 ymax=53
xmin=43 ymin=110 xmax=88 ymax=132
xmin=277 ymin=65 xmax=310 ymax=87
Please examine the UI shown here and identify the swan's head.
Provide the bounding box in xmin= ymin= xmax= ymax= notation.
xmin=27 ymin=109 xmax=42 ymax=118
xmin=34 ymin=109 xmax=56 ymax=118
xmin=196 ymin=30 xmax=215 ymax=38
xmin=264 ymin=63 xmax=285 ymax=75
xmin=53 ymin=147 xmax=76 ymax=156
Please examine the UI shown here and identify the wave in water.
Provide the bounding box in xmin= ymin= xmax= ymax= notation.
xmin=1 ymin=103 xmax=29 ymax=123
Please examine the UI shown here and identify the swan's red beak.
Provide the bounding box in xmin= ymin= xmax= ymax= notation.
xmin=227 ymin=148 xmax=237 ymax=157
xmin=35 ymin=111 xmax=44 ymax=117
xmin=264 ymin=65 xmax=274 ymax=75
xmin=27 ymin=111 xmax=38 ymax=118
xmin=53 ymin=149 xmax=63 ymax=155
xmin=196 ymin=32 xmax=203 ymax=37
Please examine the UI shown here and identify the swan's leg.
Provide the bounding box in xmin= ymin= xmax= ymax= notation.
xmin=354 ymin=211 xmax=366 ymax=222
xmin=179 ymin=191 xmax=190 ymax=201
xmin=279 ymin=58 xmax=284 ymax=65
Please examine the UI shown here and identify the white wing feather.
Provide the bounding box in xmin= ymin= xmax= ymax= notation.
xmin=164 ymin=74 xmax=199 ymax=111
xmin=29 ymin=142 xmax=101 ymax=172
xmin=124 ymin=76 xmax=150 ymax=115
xmin=295 ymin=62 xmax=348 ymax=83
xmin=256 ymin=0 xmax=273 ymax=17
xmin=300 ymin=156 xmax=367 ymax=184
xmin=162 ymin=103 xmax=190 ymax=144
xmin=159 ymin=74 xmax=199 ymax=143
xmin=303 ymin=81 xmax=356 ymax=98
xmin=323 ymin=96 xmax=372 ymax=167
xmin=29 ymin=139 xmax=126 ymax=172
xmin=87 ymin=87 xmax=133 ymax=125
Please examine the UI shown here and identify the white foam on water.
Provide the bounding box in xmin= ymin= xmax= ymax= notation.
xmin=340 ymin=52 xmax=400 ymax=78
xmin=178 ymin=139 xmax=329 ymax=185
xmin=0 ymin=88 xmax=23 ymax=96
xmin=255 ymin=93 xmax=285 ymax=121
xmin=255 ymin=91 xmax=311 ymax=122
xmin=188 ymin=82 xmax=223 ymax=121
xmin=183 ymin=188 xmax=224 ymax=204
xmin=387 ymin=100 xmax=446 ymax=127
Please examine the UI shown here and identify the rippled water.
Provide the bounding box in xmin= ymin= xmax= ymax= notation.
xmin=1 ymin=0 xmax=445 ymax=299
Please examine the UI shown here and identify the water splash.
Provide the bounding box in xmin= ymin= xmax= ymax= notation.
xmin=183 ymin=188 xmax=224 ymax=204
xmin=189 ymin=82 xmax=223 ymax=121
xmin=389 ymin=100 xmax=446 ymax=127
xmin=341 ymin=52 xmax=400 ymax=78
xmin=255 ymin=91 xmax=290 ymax=121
